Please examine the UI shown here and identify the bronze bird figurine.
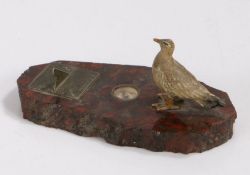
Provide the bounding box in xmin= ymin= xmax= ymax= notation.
xmin=152 ymin=38 xmax=225 ymax=111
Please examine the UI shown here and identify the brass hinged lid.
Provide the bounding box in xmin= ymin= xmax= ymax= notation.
xmin=28 ymin=62 xmax=99 ymax=100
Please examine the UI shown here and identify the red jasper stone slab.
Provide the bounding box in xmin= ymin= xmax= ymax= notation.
xmin=17 ymin=61 xmax=237 ymax=154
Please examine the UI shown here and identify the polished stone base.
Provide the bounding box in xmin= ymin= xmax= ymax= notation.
xmin=17 ymin=61 xmax=237 ymax=154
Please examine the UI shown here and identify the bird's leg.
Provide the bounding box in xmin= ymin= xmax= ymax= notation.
xmin=152 ymin=92 xmax=166 ymax=109
xmin=152 ymin=94 xmax=181 ymax=111
xmin=157 ymin=93 xmax=167 ymax=102
xmin=164 ymin=98 xmax=180 ymax=110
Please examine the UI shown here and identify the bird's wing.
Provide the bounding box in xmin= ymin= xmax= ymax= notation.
xmin=162 ymin=60 xmax=210 ymax=99
xmin=174 ymin=60 xmax=197 ymax=82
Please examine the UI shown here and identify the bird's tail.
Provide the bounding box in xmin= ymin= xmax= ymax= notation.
xmin=197 ymin=94 xmax=225 ymax=109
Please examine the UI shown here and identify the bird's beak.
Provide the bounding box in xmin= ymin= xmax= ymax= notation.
xmin=153 ymin=38 xmax=161 ymax=44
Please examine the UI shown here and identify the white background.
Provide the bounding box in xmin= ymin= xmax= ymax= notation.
xmin=0 ymin=0 xmax=249 ymax=175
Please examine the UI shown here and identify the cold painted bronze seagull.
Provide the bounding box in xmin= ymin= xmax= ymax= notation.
xmin=152 ymin=38 xmax=225 ymax=111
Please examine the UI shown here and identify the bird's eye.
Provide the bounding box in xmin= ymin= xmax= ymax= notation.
xmin=163 ymin=42 xmax=170 ymax=47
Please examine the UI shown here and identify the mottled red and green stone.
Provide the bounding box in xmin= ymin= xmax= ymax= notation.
xmin=17 ymin=61 xmax=237 ymax=154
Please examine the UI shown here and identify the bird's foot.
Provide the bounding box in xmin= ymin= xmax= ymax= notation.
xmin=152 ymin=99 xmax=180 ymax=111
